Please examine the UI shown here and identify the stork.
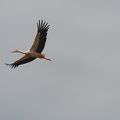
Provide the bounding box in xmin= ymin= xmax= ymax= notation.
xmin=6 ymin=20 xmax=51 ymax=68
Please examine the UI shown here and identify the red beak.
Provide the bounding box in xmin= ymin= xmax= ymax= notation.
xmin=11 ymin=49 xmax=19 ymax=53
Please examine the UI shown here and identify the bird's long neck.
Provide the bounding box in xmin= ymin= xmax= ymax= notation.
xmin=18 ymin=50 xmax=27 ymax=55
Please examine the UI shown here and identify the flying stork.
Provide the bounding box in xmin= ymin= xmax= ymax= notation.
xmin=6 ymin=20 xmax=51 ymax=68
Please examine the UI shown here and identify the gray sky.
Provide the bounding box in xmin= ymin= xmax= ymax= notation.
xmin=0 ymin=0 xmax=120 ymax=120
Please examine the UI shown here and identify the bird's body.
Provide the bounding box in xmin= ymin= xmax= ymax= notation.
xmin=27 ymin=51 xmax=45 ymax=58
xmin=6 ymin=20 xmax=51 ymax=68
xmin=14 ymin=49 xmax=50 ymax=59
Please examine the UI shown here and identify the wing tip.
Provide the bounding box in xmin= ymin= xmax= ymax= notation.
xmin=5 ymin=63 xmax=18 ymax=69
xmin=37 ymin=20 xmax=50 ymax=32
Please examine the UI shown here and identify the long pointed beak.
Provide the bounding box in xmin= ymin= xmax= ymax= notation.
xmin=11 ymin=51 xmax=16 ymax=53
xmin=11 ymin=49 xmax=19 ymax=53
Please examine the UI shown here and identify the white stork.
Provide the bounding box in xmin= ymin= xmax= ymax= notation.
xmin=6 ymin=20 xmax=51 ymax=68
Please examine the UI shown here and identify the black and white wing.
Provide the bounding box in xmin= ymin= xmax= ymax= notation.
xmin=30 ymin=20 xmax=49 ymax=53
xmin=6 ymin=55 xmax=36 ymax=68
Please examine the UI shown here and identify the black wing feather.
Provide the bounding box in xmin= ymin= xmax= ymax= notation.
xmin=30 ymin=20 xmax=49 ymax=53
xmin=6 ymin=55 xmax=36 ymax=68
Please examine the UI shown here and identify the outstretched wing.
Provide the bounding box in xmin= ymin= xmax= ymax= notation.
xmin=30 ymin=20 xmax=49 ymax=53
xmin=6 ymin=55 xmax=36 ymax=68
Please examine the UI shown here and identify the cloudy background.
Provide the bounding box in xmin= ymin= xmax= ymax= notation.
xmin=0 ymin=0 xmax=120 ymax=120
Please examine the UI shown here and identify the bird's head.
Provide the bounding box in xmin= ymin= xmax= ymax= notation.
xmin=11 ymin=49 xmax=20 ymax=53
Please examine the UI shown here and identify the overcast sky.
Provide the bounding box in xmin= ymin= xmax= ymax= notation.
xmin=0 ymin=0 xmax=120 ymax=120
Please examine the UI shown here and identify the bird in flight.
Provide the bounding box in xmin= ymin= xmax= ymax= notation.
xmin=6 ymin=20 xmax=51 ymax=68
